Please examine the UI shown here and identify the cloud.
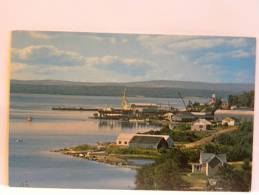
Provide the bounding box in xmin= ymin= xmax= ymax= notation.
xmin=121 ymin=38 xmax=128 ymax=44
xmin=168 ymin=38 xmax=225 ymax=51
xmin=229 ymin=48 xmax=255 ymax=58
xmin=10 ymin=32 xmax=255 ymax=83
xmin=28 ymin=32 xmax=51 ymax=40
xmin=193 ymin=47 xmax=255 ymax=65
xmin=12 ymin=45 xmax=85 ymax=66
xmin=11 ymin=44 xmax=154 ymax=80
xmin=86 ymin=55 xmax=153 ymax=76
xmin=137 ymin=35 xmax=253 ymax=55
xmin=11 ymin=63 xmax=27 ymax=73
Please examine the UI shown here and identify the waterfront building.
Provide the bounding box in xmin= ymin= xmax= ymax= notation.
xmin=191 ymin=112 xmax=214 ymax=120
xmin=163 ymin=112 xmax=174 ymax=121
xmin=129 ymin=136 xmax=168 ymax=150
xmin=172 ymin=112 xmax=197 ymax=122
xmin=191 ymin=119 xmax=212 ymax=131
xmin=116 ymin=133 xmax=174 ymax=148
xmin=214 ymin=109 xmax=254 ymax=122
xmin=116 ymin=133 xmax=135 ymax=146
xmin=191 ymin=152 xmax=227 ymax=176
xmin=222 ymin=117 xmax=239 ymax=126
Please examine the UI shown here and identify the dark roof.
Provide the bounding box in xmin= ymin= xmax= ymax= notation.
xmin=200 ymin=152 xmax=227 ymax=164
xmin=175 ymin=112 xmax=197 ymax=118
xmin=129 ymin=136 xmax=164 ymax=145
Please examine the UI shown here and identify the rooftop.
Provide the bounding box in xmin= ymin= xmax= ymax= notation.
xmin=193 ymin=119 xmax=212 ymax=125
xmin=215 ymin=109 xmax=254 ymax=115
xmin=200 ymin=152 xmax=227 ymax=164
xmin=129 ymin=136 xmax=164 ymax=145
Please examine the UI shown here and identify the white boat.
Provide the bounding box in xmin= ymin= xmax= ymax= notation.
xmin=27 ymin=115 xmax=33 ymax=122
xmin=15 ymin=138 xmax=23 ymax=143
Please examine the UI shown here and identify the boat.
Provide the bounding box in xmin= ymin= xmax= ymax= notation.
xmin=27 ymin=115 xmax=33 ymax=122
xmin=15 ymin=138 xmax=23 ymax=143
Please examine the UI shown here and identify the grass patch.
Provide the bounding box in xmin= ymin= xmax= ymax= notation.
xmin=72 ymin=144 xmax=97 ymax=151
xmin=182 ymin=173 xmax=208 ymax=190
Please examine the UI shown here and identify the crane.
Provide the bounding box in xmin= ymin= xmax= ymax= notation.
xmin=177 ymin=91 xmax=187 ymax=110
xmin=177 ymin=91 xmax=194 ymax=111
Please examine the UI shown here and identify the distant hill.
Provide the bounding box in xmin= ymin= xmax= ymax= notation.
xmin=10 ymin=79 xmax=254 ymax=98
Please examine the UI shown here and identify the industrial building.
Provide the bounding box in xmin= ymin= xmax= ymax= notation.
xmin=116 ymin=133 xmax=174 ymax=148
xmin=214 ymin=109 xmax=254 ymax=122
xmin=129 ymin=136 xmax=168 ymax=150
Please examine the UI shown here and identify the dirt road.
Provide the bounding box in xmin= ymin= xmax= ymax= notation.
xmin=183 ymin=126 xmax=238 ymax=149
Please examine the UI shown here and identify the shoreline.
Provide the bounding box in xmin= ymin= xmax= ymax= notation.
xmin=53 ymin=148 xmax=156 ymax=170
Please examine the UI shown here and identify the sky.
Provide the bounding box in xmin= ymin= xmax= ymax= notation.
xmin=11 ymin=31 xmax=256 ymax=83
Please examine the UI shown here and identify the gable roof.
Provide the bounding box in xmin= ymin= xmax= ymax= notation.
xmin=200 ymin=152 xmax=227 ymax=164
xmin=222 ymin=117 xmax=236 ymax=122
xmin=175 ymin=112 xmax=197 ymax=118
xmin=129 ymin=136 xmax=164 ymax=145
xmin=117 ymin=133 xmax=171 ymax=141
xmin=116 ymin=133 xmax=135 ymax=141
xmin=194 ymin=119 xmax=212 ymax=125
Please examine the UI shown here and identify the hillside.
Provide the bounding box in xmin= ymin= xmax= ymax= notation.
xmin=10 ymin=79 xmax=254 ymax=98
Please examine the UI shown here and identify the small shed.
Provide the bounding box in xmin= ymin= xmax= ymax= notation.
xmin=192 ymin=152 xmax=227 ymax=176
xmin=129 ymin=136 xmax=168 ymax=150
xmin=191 ymin=119 xmax=212 ymax=131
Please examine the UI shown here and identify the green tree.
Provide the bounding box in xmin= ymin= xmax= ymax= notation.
xmin=135 ymin=148 xmax=190 ymax=190
xmin=214 ymin=162 xmax=251 ymax=191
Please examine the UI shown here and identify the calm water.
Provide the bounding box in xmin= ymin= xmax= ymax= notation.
xmin=9 ymin=93 xmax=209 ymax=189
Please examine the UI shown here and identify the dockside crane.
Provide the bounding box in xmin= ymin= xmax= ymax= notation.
xmin=177 ymin=91 xmax=187 ymax=110
xmin=177 ymin=91 xmax=194 ymax=111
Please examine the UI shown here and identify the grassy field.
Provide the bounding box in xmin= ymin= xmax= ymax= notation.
xmin=182 ymin=173 xmax=208 ymax=191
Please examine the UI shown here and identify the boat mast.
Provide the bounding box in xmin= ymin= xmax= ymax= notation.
xmin=121 ymin=88 xmax=130 ymax=110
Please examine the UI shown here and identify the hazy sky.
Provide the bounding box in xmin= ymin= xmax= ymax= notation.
xmin=11 ymin=31 xmax=256 ymax=83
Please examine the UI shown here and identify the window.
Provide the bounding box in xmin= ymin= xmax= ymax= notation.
xmin=118 ymin=141 xmax=121 ymax=144
xmin=124 ymin=141 xmax=127 ymax=145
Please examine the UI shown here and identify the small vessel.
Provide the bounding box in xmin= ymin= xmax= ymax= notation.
xmin=27 ymin=115 xmax=33 ymax=122
xmin=15 ymin=138 xmax=23 ymax=143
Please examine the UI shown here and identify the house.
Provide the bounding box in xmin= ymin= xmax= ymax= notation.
xmin=163 ymin=112 xmax=174 ymax=121
xmin=222 ymin=117 xmax=239 ymax=126
xmin=129 ymin=136 xmax=168 ymax=150
xmin=191 ymin=152 xmax=227 ymax=176
xmin=191 ymin=119 xmax=212 ymax=131
xmin=214 ymin=109 xmax=254 ymax=122
xmin=116 ymin=133 xmax=135 ymax=146
xmin=116 ymin=133 xmax=174 ymax=148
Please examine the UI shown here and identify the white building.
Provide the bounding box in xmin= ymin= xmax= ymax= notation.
xmin=191 ymin=119 xmax=212 ymax=131
xmin=163 ymin=112 xmax=174 ymax=121
xmin=116 ymin=133 xmax=135 ymax=146
xmin=222 ymin=117 xmax=238 ymax=126
xmin=214 ymin=109 xmax=254 ymax=122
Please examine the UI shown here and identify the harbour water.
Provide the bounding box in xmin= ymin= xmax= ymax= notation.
xmin=9 ymin=93 xmax=209 ymax=189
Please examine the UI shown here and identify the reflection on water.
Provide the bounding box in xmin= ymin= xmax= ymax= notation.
xmin=97 ymin=119 xmax=160 ymax=131
xmin=10 ymin=93 xmax=208 ymax=189
xmin=127 ymin=159 xmax=155 ymax=166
